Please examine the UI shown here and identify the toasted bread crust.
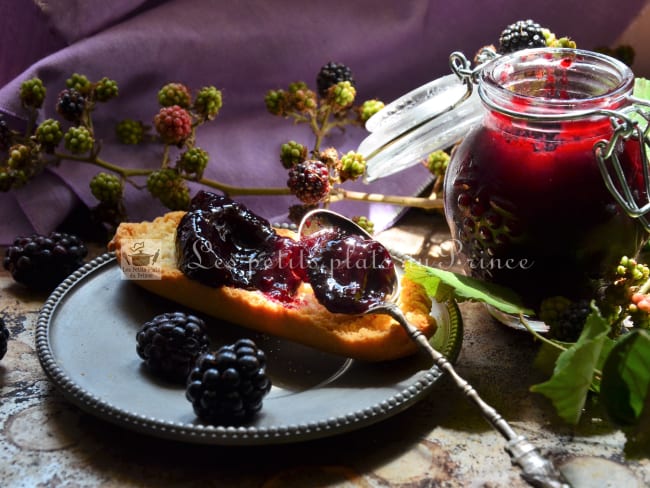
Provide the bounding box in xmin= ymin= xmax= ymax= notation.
xmin=108 ymin=211 xmax=436 ymax=361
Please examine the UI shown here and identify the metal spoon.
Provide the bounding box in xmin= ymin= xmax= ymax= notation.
xmin=298 ymin=209 xmax=569 ymax=488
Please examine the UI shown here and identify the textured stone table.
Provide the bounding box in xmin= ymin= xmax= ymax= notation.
xmin=1 ymin=209 xmax=649 ymax=487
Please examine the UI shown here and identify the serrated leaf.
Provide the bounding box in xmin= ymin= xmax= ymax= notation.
xmin=601 ymin=329 xmax=650 ymax=426
xmin=530 ymin=307 xmax=611 ymax=424
xmin=404 ymin=260 xmax=533 ymax=315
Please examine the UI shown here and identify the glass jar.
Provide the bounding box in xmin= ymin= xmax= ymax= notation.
xmin=443 ymin=48 xmax=648 ymax=310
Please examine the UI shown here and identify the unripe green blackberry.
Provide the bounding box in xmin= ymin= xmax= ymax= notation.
xmin=265 ymin=89 xmax=287 ymax=116
xmin=352 ymin=216 xmax=375 ymax=235
xmin=194 ymin=86 xmax=223 ymax=120
xmin=338 ymin=151 xmax=366 ymax=181
xmin=7 ymin=144 xmax=33 ymax=169
xmin=158 ymin=82 xmax=191 ymax=108
xmin=178 ymin=147 xmax=209 ymax=177
xmin=360 ymin=99 xmax=385 ymax=123
xmin=64 ymin=126 xmax=94 ymax=154
xmin=66 ymin=73 xmax=92 ymax=94
xmin=20 ymin=78 xmax=46 ymax=109
xmin=280 ymin=141 xmax=307 ymax=169
xmin=56 ymin=89 xmax=86 ymax=122
xmin=327 ymin=81 xmax=356 ymax=110
xmin=154 ymin=105 xmax=193 ymax=145
xmin=90 ymin=172 xmax=123 ymax=204
xmin=425 ymin=150 xmax=451 ymax=178
xmin=0 ymin=171 xmax=13 ymax=192
xmin=95 ymin=77 xmax=119 ymax=102
xmin=147 ymin=169 xmax=190 ymax=210
xmin=35 ymin=119 xmax=63 ymax=152
xmin=316 ymin=62 xmax=355 ymax=98
xmin=0 ymin=117 xmax=14 ymax=151
xmin=116 ymin=119 xmax=145 ymax=145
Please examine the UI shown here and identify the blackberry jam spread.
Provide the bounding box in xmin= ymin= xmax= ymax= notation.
xmin=176 ymin=191 xmax=395 ymax=312
xmin=176 ymin=191 xmax=304 ymax=302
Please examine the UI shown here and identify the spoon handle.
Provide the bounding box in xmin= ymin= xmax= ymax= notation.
xmin=368 ymin=302 xmax=569 ymax=488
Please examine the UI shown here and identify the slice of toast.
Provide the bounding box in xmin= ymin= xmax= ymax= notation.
xmin=108 ymin=211 xmax=436 ymax=361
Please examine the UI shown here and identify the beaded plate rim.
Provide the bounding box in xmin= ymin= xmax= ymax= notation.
xmin=35 ymin=252 xmax=463 ymax=445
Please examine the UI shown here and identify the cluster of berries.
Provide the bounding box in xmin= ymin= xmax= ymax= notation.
xmin=136 ymin=311 xmax=271 ymax=423
xmin=540 ymin=256 xmax=650 ymax=342
xmin=268 ymin=62 xmax=384 ymax=227
xmin=496 ymin=19 xmax=576 ymax=54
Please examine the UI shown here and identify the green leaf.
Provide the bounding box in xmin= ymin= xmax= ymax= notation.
xmin=530 ymin=307 xmax=611 ymax=424
xmin=404 ymin=260 xmax=533 ymax=315
xmin=601 ymin=329 xmax=650 ymax=426
xmin=634 ymin=77 xmax=650 ymax=101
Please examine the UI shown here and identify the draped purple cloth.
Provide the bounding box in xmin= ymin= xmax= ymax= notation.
xmin=0 ymin=0 xmax=645 ymax=244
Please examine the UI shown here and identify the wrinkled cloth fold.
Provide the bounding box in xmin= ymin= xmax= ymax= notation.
xmin=0 ymin=0 xmax=645 ymax=244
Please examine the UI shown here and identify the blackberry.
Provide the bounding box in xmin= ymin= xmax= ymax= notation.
xmin=549 ymin=299 xmax=591 ymax=342
xmin=154 ymin=105 xmax=192 ymax=145
xmin=185 ymin=338 xmax=272 ymax=423
xmin=35 ymin=119 xmax=63 ymax=152
xmin=20 ymin=78 xmax=46 ymax=109
xmin=264 ymin=89 xmax=288 ymax=116
xmin=158 ymin=82 xmax=191 ymax=108
xmin=0 ymin=317 xmax=8 ymax=360
xmin=66 ymin=73 xmax=92 ymax=95
xmin=4 ymin=231 xmax=88 ymax=291
xmin=136 ymin=312 xmax=210 ymax=383
xmin=56 ymin=88 xmax=86 ymax=122
xmin=352 ymin=216 xmax=375 ymax=235
xmin=328 ymin=81 xmax=356 ymax=110
xmin=338 ymin=150 xmax=366 ymax=181
xmin=177 ymin=147 xmax=209 ymax=177
xmin=64 ymin=126 xmax=94 ymax=154
xmin=425 ymin=150 xmax=451 ymax=178
xmin=280 ymin=140 xmax=307 ymax=169
xmin=287 ymin=160 xmax=330 ymax=205
xmin=359 ymin=99 xmax=384 ymax=123
xmin=194 ymin=86 xmax=223 ymax=120
xmin=288 ymin=84 xmax=317 ymax=114
xmin=316 ymin=62 xmax=355 ymax=98
xmin=116 ymin=119 xmax=145 ymax=145
xmin=147 ymin=169 xmax=190 ymax=210
xmin=94 ymin=77 xmax=119 ymax=102
xmin=90 ymin=172 xmax=123 ymax=204
xmin=0 ymin=116 xmax=13 ymax=151
xmin=498 ymin=20 xmax=547 ymax=54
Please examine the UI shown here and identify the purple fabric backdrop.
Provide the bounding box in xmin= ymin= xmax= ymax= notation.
xmin=0 ymin=0 xmax=645 ymax=244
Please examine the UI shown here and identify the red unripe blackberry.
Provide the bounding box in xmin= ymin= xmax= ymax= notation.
xmin=287 ymin=160 xmax=331 ymax=205
xmin=153 ymin=105 xmax=192 ymax=145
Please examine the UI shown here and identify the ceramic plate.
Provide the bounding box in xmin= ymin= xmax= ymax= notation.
xmin=36 ymin=253 xmax=463 ymax=445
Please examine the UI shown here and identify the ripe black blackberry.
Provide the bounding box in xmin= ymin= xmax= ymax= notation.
xmin=0 ymin=318 xmax=9 ymax=360
xmin=56 ymin=88 xmax=86 ymax=122
xmin=136 ymin=312 xmax=210 ymax=383
xmin=498 ymin=20 xmax=547 ymax=54
xmin=3 ymin=232 xmax=88 ymax=291
xmin=316 ymin=62 xmax=355 ymax=98
xmin=287 ymin=160 xmax=330 ymax=205
xmin=549 ymin=299 xmax=591 ymax=342
xmin=186 ymin=338 xmax=272 ymax=423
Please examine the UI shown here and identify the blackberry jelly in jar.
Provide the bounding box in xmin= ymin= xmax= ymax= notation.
xmin=443 ymin=48 xmax=648 ymax=310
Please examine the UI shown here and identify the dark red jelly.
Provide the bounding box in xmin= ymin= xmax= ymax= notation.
xmin=443 ymin=49 xmax=648 ymax=309
xmin=303 ymin=229 xmax=395 ymax=314
xmin=176 ymin=191 xmax=304 ymax=302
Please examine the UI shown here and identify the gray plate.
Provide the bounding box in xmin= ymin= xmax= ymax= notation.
xmin=35 ymin=253 xmax=463 ymax=445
